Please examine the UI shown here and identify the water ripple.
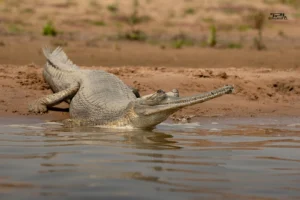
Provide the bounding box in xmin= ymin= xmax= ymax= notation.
xmin=0 ymin=117 xmax=299 ymax=199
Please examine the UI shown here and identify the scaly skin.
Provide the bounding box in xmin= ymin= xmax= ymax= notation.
xmin=29 ymin=47 xmax=234 ymax=129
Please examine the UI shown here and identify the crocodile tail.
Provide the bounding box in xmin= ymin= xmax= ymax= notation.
xmin=42 ymin=46 xmax=80 ymax=71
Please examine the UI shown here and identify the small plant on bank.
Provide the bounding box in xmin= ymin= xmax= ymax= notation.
xmin=127 ymin=0 xmax=151 ymax=25
xmin=107 ymin=2 xmax=118 ymax=14
xmin=207 ymin=25 xmax=217 ymax=47
xmin=116 ymin=0 xmax=149 ymax=42
xmin=129 ymin=0 xmax=139 ymax=25
xmin=171 ymin=33 xmax=195 ymax=49
xmin=123 ymin=29 xmax=147 ymax=41
xmin=252 ymin=11 xmax=266 ymax=50
xmin=43 ymin=21 xmax=57 ymax=37
xmin=172 ymin=39 xmax=185 ymax=49
xmin=184 ymin=8 xmax=196 ymax=16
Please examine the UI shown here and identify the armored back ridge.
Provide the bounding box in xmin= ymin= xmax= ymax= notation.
xmin=69 ymin=70 xmax=136 ymax=121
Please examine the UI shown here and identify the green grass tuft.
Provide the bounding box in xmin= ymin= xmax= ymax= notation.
xmin=251 ymin=11 xmax=266 ymax=50
xmin=43 ymin=21 xmax=57 ymax=37
xmin=128 ymin=0 xmax=148 ymax=25
xmin=171 ymin=33 xmax=195 ymax=49
xmin=107 ymin=3 xmax=118 ymax=13
xmin=120 ymin=29 xmax=147 ymax=41
xmin=207 ymin=25 xmax=217 ymax=47
xmin=184 ymin=8 xmax=196 ymax=15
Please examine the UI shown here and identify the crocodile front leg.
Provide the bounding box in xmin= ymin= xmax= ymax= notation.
xmin=127 ymin=86 xmax=141 ymax=98
xmin=29 ymin=83 xmax=80 ymax=114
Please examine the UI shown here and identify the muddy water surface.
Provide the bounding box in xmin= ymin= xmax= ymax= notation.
xmin=0 ymin=117 xmax=299 ymax=200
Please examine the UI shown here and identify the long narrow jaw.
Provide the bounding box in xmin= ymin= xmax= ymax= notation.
xmin=138 ymin=85 xmax=234 ymax=115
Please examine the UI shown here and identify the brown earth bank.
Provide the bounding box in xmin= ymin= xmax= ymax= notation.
xmin=0 ymin=63 xmax=299 ymax=122
xmin=1 ymin=40 xmax=300 ymax=69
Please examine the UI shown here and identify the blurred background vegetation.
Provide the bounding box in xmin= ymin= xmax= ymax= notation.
xmin=0 ymin=0 xmax=299 ymax=51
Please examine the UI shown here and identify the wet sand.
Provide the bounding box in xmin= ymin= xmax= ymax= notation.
xmin=0 ymin=63 xmax=299 ymax=121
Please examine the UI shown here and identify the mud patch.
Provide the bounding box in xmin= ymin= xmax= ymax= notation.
xmin=16 ymin=71 xmax=50 ymax=90
xmin=271 ymin=79 xmax=300 ymax=95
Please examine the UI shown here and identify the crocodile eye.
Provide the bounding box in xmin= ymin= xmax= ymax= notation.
xmin=172 ymin=89 xmax=179 ymax=93
xmin=157 ymin=89 xmax=165 ymax=94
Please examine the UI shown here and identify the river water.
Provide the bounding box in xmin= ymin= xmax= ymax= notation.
xmin=0 ymin=117 xmax=299 ymax=200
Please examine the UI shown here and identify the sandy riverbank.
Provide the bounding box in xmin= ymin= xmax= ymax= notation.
xmin=1 ymin=64 xmax=299 ymax=122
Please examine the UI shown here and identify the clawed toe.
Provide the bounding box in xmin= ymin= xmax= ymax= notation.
xmin=28 ymin=102 xmax=48 ymax=114
xmin=62 ymin=119 xmax=81 ymax=127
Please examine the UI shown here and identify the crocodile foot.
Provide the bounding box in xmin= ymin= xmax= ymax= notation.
xmin=28 ymin=101 xmax=48 ymax=114
xmin=62 ymin=119 xmax=74 ymax=128
xmin=62 ymin=119 xmax=84 ymax=127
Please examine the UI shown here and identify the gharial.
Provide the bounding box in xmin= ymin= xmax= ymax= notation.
xmin=28 ymin=47 xmax=234 ymax=129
